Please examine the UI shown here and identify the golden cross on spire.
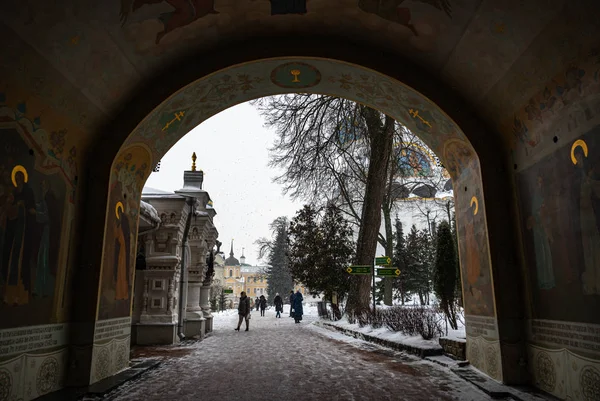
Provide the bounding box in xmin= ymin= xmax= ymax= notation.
xmin=192 ymin=152 xmax=197 ymax=171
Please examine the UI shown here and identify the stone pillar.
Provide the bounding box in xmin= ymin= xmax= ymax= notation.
xmin=184 ymin=219 xmax=209 ymax=339
xmin=200 ymin=285 xmax=212 ymax=332
xmin=202 ymin=226 xmax=218 ymax=333
xmin=184 ymin=281 xmax=205 ymax=338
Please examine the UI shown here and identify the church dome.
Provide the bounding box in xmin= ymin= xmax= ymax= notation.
xmin=225 ymin=255 xmax=240 ymax=266
xmin=225 ymin=240 xmax=240 ymax=266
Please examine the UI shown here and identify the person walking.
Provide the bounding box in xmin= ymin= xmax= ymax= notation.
xmin=259 ymin=294 xmax=267 ymax=317
xmin=255 ymin=296 xmax=260 ymax=311
xmin=235 ymin=291 xmax=251 ymax=332
xmin=293 ymin=290 xmax=304 ymax=324
xmin=289 ymin=290 xmax=295 ymax=318
xmin=274 ymin=293 xmax=283 ymax=318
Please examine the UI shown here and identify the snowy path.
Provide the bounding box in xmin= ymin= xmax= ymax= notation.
xmin=97 ymin=306 xmax=494 ymax=401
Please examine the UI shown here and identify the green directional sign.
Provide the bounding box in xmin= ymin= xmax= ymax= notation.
xmin=223 ymin=289 xmax=234 ymax=294
xmin=375 ymin=256 xmax=392 ymax=266
xmin=346 ymin=265 xmax=371 ymax=275
xmin=376 ymin=268 xmax=401 ymax=277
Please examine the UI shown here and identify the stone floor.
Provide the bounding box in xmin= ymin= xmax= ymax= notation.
xmin=87 ymin=308 xmax=502 ymax=401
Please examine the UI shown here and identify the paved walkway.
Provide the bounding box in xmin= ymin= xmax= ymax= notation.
xmin=96 ymin=307 xmax=496 ymax=401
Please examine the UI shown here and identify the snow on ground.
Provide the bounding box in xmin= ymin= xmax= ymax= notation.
xmin=96 ymin=303 xmax=496 ymax=401
xmin=321 ymin=304 xmax=466 ymax=350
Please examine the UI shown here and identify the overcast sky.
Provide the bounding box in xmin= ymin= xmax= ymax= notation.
xmin=144 ymin=101 xmax=302 ymax=265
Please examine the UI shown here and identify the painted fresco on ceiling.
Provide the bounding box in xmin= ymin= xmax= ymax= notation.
xmin=119 ymin=0 xmax=219 ymax=44
xmin=0 ymin=125 xmax=68 ymax=329
xmin=444 ymin=139 xmax=495 ymax=317
xmin=98 ymin=145 xmax=151 ymax=320
xmin=517 ymin=127 xmax=600 ymax=324
xmin=509 ymin=50 xmax=600 ymax=158
xmin=358 ymin=0 xmax=452 ymax=50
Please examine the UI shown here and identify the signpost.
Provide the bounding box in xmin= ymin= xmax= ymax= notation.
xmin=376 ymin=268 xmax=401 ymax=277
xmin=223 ymin=289 xmax=233 ymax=294
xmin=375 ymin=256 xmax=392 ymax=267
xmin=373 ymin=256 xmax=392 ymax=312
xmin=346 ymin=265 xmax=371 ymax=275
xmin=347 ymin=257 xmax=399 ymax=313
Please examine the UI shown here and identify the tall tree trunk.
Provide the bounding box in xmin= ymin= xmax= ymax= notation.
xmin=382 ymin=203 xmax=393 ymax=306
xmin=346 ymin=110 xmax=395 ymax=315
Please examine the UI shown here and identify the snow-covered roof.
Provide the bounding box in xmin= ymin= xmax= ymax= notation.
xmin=241 ymin=265 xmax=268 ymax=274
xmin=140 ymin=200 xmax=161 ymax=226
xmin=143 ymin=186 xmax=173 ymax=195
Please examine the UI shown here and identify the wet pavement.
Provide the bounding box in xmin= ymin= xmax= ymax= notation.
xmin=89 ymin=307 xmax=496 ymax=401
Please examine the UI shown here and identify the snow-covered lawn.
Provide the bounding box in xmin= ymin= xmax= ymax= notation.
xmin=213 ymin=302 xmax=466 ymax=351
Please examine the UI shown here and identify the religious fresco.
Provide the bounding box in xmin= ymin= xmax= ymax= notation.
xmin=0 ymin=126 xmax=70 ymax=329
xmin=397 ymin=145 xmax=435 ymax=177
xmin=98 ymin=145 xmax=152 ymax=320
xmin=517 ymin=126 xmax=600 ymax=324
xmin=0 ymin=96 xmax=78 ymax=330
xmin=119 ymin=0 xmax=219 ymax=44
xmin=508 ymin=50 xmax=600 ymax=158
xmin=122 ymin=59 xmax=466 ymax=160
xmin=358 ymin=0 xmax=452 ymax=35
xmin=270 ymin=62 xmax=321 ymax=89
xmin=444 ymin=139 xmax=495 ymax=317
xmin=357 ymin=0 xmax=453 ymax=51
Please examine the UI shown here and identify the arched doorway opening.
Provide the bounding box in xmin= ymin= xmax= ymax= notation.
xmin=72 ymin=38 xmax=522 ymax=389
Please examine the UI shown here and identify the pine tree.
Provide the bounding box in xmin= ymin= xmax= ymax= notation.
xmin=287 ymin=205 xmax=320 ymax=289
xmin=403 ymin=225 xmax=421 ymax=303
xmin=318 ymin=204 xmax=354 ymax=303
xmin=288 ymin=203 xmax=354 ymax=314
xmin=451 ymin=212 xmax=463 ymax=307
xmin=392 ymin=219 xmax=408 ymax=304
xmin=433 ymin=220 xmax=459 ymax=329
xmin=257 ymin=217 xmax=294 ymax=304
xmin=418 ymin=229 xmax=434 ymax=305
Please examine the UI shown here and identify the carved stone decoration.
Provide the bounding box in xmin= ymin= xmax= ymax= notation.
xmin=143 ymin=278 xmax=149 ymax=311
xmin=116 ymin=343 xmax=128 ymax=371
xmin=0 ymin=368 xmax=12 ymax=401
xmin=203 ymin=251 xmax=215 ymax=286
xmin=467 ymin=341 xmax=481 ymax=368
xmin=485 ymin=345 xmax=499 ymax=379
xmin=580 ymin=365 xmax=600 ymax=401
xmin=95 ymin=347 xmax=111 ymax=381
xmin=536 ymin=352 xmax=556 ymax=392
xmin=36 ymin=357 xmax=59 ymax=395
xmin=167 ymin=279 xmax=174 ymax=312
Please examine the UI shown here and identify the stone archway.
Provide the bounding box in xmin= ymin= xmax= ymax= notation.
xmin=80 ymin=53 xmax=517 ymax=387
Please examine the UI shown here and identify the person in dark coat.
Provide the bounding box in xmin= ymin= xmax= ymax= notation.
xmin=289 ymin=290 xmax=295 ymax=317
xmin=255 ymin=296 xmax=260 ymax=311
xmin=293 ymin=290 xmax=304 ymax=323
xmin=259 ymin=294 xmax=267 ymax=316
xmin=235 ymin=291 xmax=251 ymax=331
xmin=273 ymin=293 xmax=283 ymax=318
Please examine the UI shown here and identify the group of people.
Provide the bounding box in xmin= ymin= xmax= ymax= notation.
xmin=234 ymin=289 xmax=304 ymax=331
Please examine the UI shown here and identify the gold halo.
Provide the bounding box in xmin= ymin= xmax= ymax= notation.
xmin=115 ymin=201 xmax=124 ymax=219
xmin=570 ymin=139 xmax=588 ymax=165
xmin=470 ymin=196 xmax=479 ymax=215
xmin=11 ymin=165 xmax=28 ymax=187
